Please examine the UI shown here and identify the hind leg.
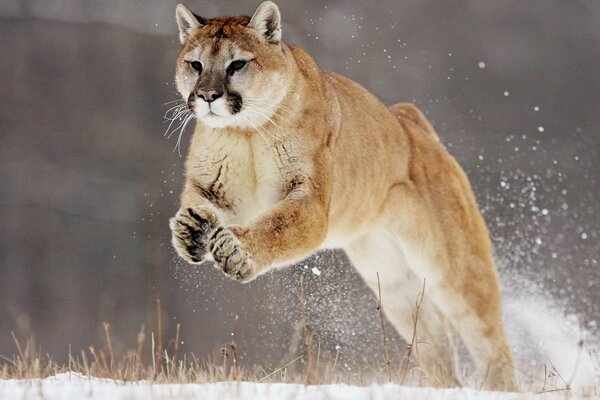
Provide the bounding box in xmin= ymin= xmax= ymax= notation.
xmin=382 ymin=183 xmax=517 ymax=391
xmin=345 ymin=229 xmax=461 ymax=387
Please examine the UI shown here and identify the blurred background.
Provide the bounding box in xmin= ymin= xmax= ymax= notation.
xmin=0 ymin=0 xmax=598 ymax=376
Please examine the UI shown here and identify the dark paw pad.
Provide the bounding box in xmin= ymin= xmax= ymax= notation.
xmin=170 ymin=208 xmax=213 ymax=264
xmin=209 ymin=228 xmax=254 ymax=282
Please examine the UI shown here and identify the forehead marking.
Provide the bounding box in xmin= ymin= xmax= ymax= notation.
xmin=210 ymin=38 xmax=222 ymax=56
xmin=186 ymin=17 xmax=254 ymax=60
xmin=214 ymin=26 xmax=226 ymax=39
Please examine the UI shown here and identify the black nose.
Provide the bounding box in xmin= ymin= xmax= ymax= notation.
xmin=197 ymin=89 xmax=223 ymax=103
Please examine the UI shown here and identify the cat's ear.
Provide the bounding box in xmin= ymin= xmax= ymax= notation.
xmin=176 ymin=4 xmax=206 ymax=44
xmin=248 ymin=1 xmax=281 ymax=44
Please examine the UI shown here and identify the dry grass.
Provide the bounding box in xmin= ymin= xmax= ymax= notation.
xmin=1 ymin=322 xmax=280 ymax=383
xmin=2 ymin=326 xmax=595 ymax=397
xmin=0 ymin=324 xmax=393 ymax=386
xmin=0 ymin=283 xmax=424 ymax=386
xmin=1 ymin=288 xmax=598 ymax=398
xmin=0 ymin=293 xmax=345 ymax=384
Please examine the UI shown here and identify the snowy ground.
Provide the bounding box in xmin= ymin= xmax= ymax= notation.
xmin=0 ymin=373 xmax=596 ymax=400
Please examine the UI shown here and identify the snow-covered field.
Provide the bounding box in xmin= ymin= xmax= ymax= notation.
xmin=0 ymin=373 xmax=596 ymax=400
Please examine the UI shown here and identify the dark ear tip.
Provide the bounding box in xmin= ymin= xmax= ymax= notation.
xmin=192 ymin=12 xmax=207 ymax=25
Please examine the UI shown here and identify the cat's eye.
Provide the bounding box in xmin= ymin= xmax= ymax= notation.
xmin=190 ymin=61 xmax=203 ymax=73
xmin=227 ymin=60 xmax=247 ymax=75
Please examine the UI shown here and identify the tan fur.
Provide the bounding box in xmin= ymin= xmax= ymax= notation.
xmin=170 ymin=2 xmax=517 ymax=391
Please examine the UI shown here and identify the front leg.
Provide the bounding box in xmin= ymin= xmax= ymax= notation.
xmin=208 ymin=226 xmax=255 ymax=281
xmin=170 ymin=206 xmax=219 ymax=264
xmin=211 ymin=182 xmax=328 ymax=282
xmin=170 ymin=172 xmax=234 ymax=265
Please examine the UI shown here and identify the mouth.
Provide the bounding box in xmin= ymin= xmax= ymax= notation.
xmin=198 ymin=108 xmax=233 ymax=129
xmin=204 ymin=110 xmax=226 ymax=119
xmin=189 ymin=102 xmax=225 ymax=119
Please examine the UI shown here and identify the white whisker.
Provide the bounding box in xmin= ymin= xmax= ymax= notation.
xmin=174 ymin=114 xmax=195 ymax=156
xmin=164 ymin=107 xmax=190 ymax=138
xmin=242 ymin=114 xmax=270 ymax=145
xmin=242 ymin=100 xmax=293 ymax=140
xmin=163 ymin=98 xmax=185 ymax=106
xmin=167 ymin=111 xmax=192 ymax=139
xmin=244 ymin=97 xmax=294 ymax=126
xmin=243 ymin=105 xmax=284 ymax=141
xmin=163 ymin=97 xmax=195 ymax=155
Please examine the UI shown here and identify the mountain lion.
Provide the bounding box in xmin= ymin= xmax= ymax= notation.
xmin=169 ymin=1 xmax=516 ymax=391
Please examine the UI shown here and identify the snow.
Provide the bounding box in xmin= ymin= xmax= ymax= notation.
xmin=0 ymin=374 xmax=594 ymax=400
xmin=503 ymin=294 xmax=599 ymax=389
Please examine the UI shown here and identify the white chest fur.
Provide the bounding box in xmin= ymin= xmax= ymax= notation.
xmin=188 ymin=128 xmax=297 ymax=225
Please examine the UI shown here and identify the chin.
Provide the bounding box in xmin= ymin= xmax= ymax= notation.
xmin=197 ymin=112 xmax=234 ymax=128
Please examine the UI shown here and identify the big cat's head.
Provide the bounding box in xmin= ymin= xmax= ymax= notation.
xmin=174 ymin=1 xmax=289 ymax=129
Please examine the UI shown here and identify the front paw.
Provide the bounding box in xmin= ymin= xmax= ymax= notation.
xmin=170 ymin=207 xmax=213 ymax=264
xmin=209 ymin=227 xmax=255 ymax=282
